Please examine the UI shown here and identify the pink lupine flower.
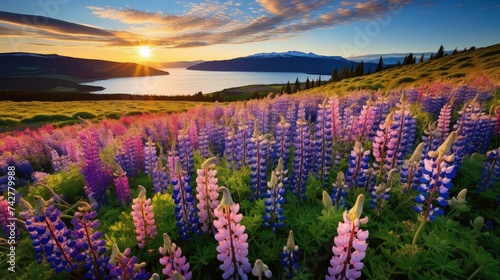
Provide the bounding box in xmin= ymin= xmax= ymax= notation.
xmin=195 ymin=157 xmax=219 ymax=234
xmin=214 ymin=187 xmax=251 ymax=279
xmin=131 ymin=185 xmax=157 ymax=248
xmin=159 ymin=233 xmax=192 ymax=279
xmin=326 ymin=194 xmax=369 ymax=280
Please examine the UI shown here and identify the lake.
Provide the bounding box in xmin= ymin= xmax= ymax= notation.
xmin=81 ymin=68 xmax=330 ymax=96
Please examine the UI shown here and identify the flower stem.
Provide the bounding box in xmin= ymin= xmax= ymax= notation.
xmin=411 ymin=217 xmax=427 ymax=252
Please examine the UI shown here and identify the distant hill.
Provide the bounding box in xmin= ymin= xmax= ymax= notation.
xmin=0 ymin=53 xmax=169 ymax=91
xmin=187 ymin=51 xmax=381 ymax=75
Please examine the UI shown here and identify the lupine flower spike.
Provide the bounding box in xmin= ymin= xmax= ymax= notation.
xmin=263 ymin=169 xmax=286 ymax=231
xmin=280 ymin=230 xmax=300 ymax=278
xmin=172 ymin=161 xmax=201 ymax=240
xmin=412 ymin=132 xmax=457 ymax=251
xmin=326 ymin=194 xmax=369 ymax=280
xmin=159 ymin=233 xmax=192 ymax=279
xmin=108 ymin=243 xmax=150 ymax=279
xmin=131 ymin=185 xmax=157 ymax=248
xmin=213 ymin=187 xmax=251 ymax=279
xmin=196 ymin=157 xmax=219 ymax=234
xmin=400 ymin=143 xmax=425 ymax=193
xmin=252 ymin=259 xmax=272 ymax=279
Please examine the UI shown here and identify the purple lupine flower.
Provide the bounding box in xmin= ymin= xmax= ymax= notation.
xmin=421 ymin=122 xmax=441 ymax=156
xmin=385 ymin=93 xmax=417 ymax=172
xmin=436 ymin=101 xmax=453 ymax=145
xmin=368 ymin=96 xmax=390 ymax=141
xmin=131 ymin=185 xmax=157 ymax=248
xmin=248 ymin=121 xmax=269 ymax=200
xmin=114 ymin=166 xmax=131 ymax=206
xmin=291 ymin=117 xmax=312 ymax=199
xmin=214 ymin=187 xmax=251 ymax=279
xmin=0 ymin=195 xmax=17 ymax=238
xmin=50 ymin=149 xmax=71 ymax=172
xmin=168 ymin=139 xmax=180 ymax=183
xmin=313 ymin=98 xmax=333 ymax=183
xmin=353 ymin=98 xmax=376 ymax=141
xmin=372 ymin=112 xmax=393 ymax=177
xmin=108 ymin=244 xmax=150 ymax=279
xmin=263 ymin=162 xmax=286 ymax=232
xmin=235 ymin=116 xmax=252 ymax=167
xmin=477 ymin=148 xmax=500 ymax=192
xmin=225 ymin=125 xmax=240 ymax=170
xmin=159 ymin=233 xmax=192 ymax=279
xmin=198 ymin=124 xmax=211 ymax=159
xmin=331 ymin=171 xmax=348 ymax=208
xmin=280 ymin=230 xmax=300 ymax=278
xmin=195 ymin=157 xmax=219 ymax=234
xmin=177 ymin=126 xmax=194 ymax=176
xmin=24 ymin=196 xmax=83 ymax=276
xmin=326 ymin=194 xmax=369 ymax=280
xmin=171 ymin=162 xmax=201 ymax=240
xmin=144 ymin=137 xmax=157 ymax=177
xmin=370 ymin=169 xmax=395 ymax=213
xmin=79 ymin=129 xmax=109 ymax=206
xmin=401 ymin=143 xmax=425 ymax=193
xmin=415 ymin=132 xmax=457 ymax=221
xmin=273 ymin=113 xmax=292 ymax=171
xmin=329 ymin=97 xmax=342 ymax=145
xmin=345 ymin=141 xmax=371 ymax=189
xmin=152 ymin=158 xmax=169 ymax=194
xmin=71 ymin=202 xmax=109 ymax=279
xmin=252 ymin=259 xmax=272 ymax=279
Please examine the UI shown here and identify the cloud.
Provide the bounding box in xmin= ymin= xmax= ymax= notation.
xmin=0 ymin=11 xmax=130 ymax=46
xmin=0 ymin=1 xmax=424 ymax=50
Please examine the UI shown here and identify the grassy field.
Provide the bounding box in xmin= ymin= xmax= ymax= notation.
xmin=0 ymin=43 xmax=498 ymax=131
xmin=0 ymin=100 xmax=212 ymax=131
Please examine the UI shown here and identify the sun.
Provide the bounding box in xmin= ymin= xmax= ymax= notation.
xmin=138 ymin=46 xmax=152 ymax=58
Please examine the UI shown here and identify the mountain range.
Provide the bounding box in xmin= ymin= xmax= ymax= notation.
xmin=187 ymin=51 xmax=380 ymax=75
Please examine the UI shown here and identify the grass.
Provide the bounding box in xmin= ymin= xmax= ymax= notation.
xmin=0 ymin=100 xmax=214 ymax=131
xmin=311 ymin=43 xmax=500 ymax=95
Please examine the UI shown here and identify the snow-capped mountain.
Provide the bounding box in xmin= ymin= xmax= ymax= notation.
xmin=246 ymin=51 xmax=344 ymax=60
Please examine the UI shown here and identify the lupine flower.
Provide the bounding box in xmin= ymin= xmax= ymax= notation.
xmin=131 ymin=185 xmax=157 ymax=248
xmin=0 ymin=195 xmax=17 ymax=238
xmin=198 ymin=124 xmax=211 ymax=159
xmin=370 ymin=169 xmax=396 ymax=213
xmin=79 ymin=129 xmax=109 ymax=206
xmin=329 ymin=97 xmax=342 ymax=145
xmin=273 ymin=113 xmax=292 ymax=170
xmin=400 ymin=143 xmax=425 ymax=193
xmin=171 ymin=162 xmax=201 ymax=240
xmin=436 ymin=101 xmax=453 ymax=144
xmin=50 ymin=149 xmax=71 ymax=172
xmin=476 ymin=148 xmax=500 ymax=192
xmin=159 ymin=233 xmax=192 ymax=279
xmin=235 ymin=117 xmax=252 ymax=167
xmin=213 ymin=187 xmax=251 ymax=279
xmin=291 ymin=117 xmax=312 ymax=199
xmin=313 ymin=98 xmax=333 ymax=183
xmin=326 ymin=194 xmax=369 ymax=280
xmin=71 ymin=202 xmax=109 ymax=279
xmin=280 ymin=230 xmax=300 ymax=278
xmin=108 ymin=244 xmax=150 ymax=279
xmin=353 ymin=97 xmax=376 ymax=141
xmin=152 ymin=158 xmax=169 ymax=194
xmin=252 ymin=259 xmax=272 ymax=279
xmin=195 ymin=157 xmax=219 ymax=234
xmin=24 ymin=196 xmax=82 ymax=276
xmin=331 ymin=172 xmax=348 ymax=208
xmin=372 ymin=112 xmax=393 ymax=176
xmin=248 ymin=121 xmax=269 ymax=200
xmin=177 ymin=126 xmax=194 ymax=176
xmin=345 ymin=141 xmax=371 ymax=189
xmin=263 ymin=168 xmax=286 ymax=232
xmin=168 ymin=139 xmax=180 ymax=183
xmin=114 ymin=166 xmax=131 ymax=206
xmin=144 ymin=137 xmax=157 ymax=177
xmin=414 ymin=132 xmax=457 ymax=221
xmin=225 ymin=125 xmax=239 ymax=169
xmin=421 ymin=122 xmax=441 ymax=156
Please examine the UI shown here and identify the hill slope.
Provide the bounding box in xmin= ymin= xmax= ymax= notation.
xmin=0 ymin=53 xmax=169 ymax=91
xmin=316 ymin=43 xmax=500 ymax=93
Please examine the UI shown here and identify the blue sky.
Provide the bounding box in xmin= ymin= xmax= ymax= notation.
xmin=0 ymin=0 xmax=498 ymax=62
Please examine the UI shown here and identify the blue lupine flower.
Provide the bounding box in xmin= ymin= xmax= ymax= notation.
xmin=263 ymin=159 xmax=287 ymax=232
xmin=248 ymin=121 xmax=269 ymax=200
xmin=143 ymin=137 xmax=157 ymax=176
xmin=152 ymin=158 xmax=169 ymax=194
xmin=414 ymin=132 xmax=457 ymax=221
xmin=331 ymin=171 xmax=348 ymax=208
xmin=291 ymin=118 xmax=311 ymax=199
xmin=273 ymin=113 xmax=292 ymax=171
xmin=401 ymin=143 xmax=425 ymax=193
xmin=177 ymin=126 xmax=194 ymax=176
xmin=108 ymin=244 xmax=150 ymax=279
xmin=171 ymin=162 xmax=201 ymax=240
xmin=345 ymin=141 xmax=371 ymax=189
xmin=280 ymin=230 xmax=300 ymax=278
xmin=313 ymin=98 xmax=333 ymax=183
xmin=476 ymin=148 xmax=500 ymax=192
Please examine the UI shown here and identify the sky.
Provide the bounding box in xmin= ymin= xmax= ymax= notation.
xmin=0 ymin=0 xmax=498 ymax=63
